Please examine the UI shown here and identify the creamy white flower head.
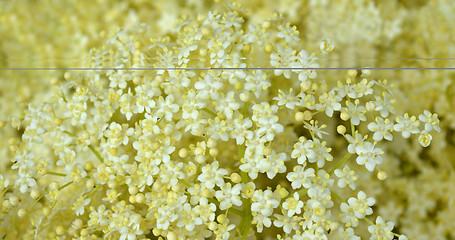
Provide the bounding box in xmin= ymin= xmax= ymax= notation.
xmin=252 ymin=212 xmax=272 ymax=233
xmin=72 ymin=195 xmax=91 ymax=216
xmin=270 ymin=44 xmax=296 ymax=79
xmin=347 ymin=191 xmax=375 ymax=218
xmin=316 ymin=90 xmax=342 ymax=117
xmin=368 ymin=216 xmax=394 ymax=240
xmin=251 ymin=189 xmax=280 ymax=217
xmin=419 ymin=110 xmax=441 ymax=132
xmin=393 ymin=113 xmax=420 ymax=138
xmin=367 ymin=117 xmax=393 ymax=141
xmin=197 ymin=161 xmax=228 ymax=189
xmin=334 ymin=165 xmax=358 ymax=190
xmin=306 ymin=138 xmax=333 ymax=168
xmin=282 ymin=192 xmax=304 ymax=217
xmin=418 ymin=131 xmax=432 ymax=147
xmin=355 ymin=142 xmax=384 ymax=172
xmin=214 ymin=91 xmax=240 ymax=120
xmin=286 ymin=165 xmax=315 ymax=189
xmin=342 ymin=99 xmax=367 ymax=126
xmin=345 ymin=132 xmax=367 ymax=154
xmin=215 ymin=183 xmax=242 ymax=210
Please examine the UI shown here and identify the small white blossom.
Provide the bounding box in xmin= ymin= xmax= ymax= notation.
xmin=368 ymin=216 xmax=395 ymax=240
xmin=282 ymin=192 xmax=304 ymax=217
xmin=355 ymin=142 xmax=384 ymax=172
xmin=419 ymin=110 xmax=441 ymax=132
xmin=334 ymin=165 xmax=358 ymax=190
xmin=393 ymin=113 xmax=420 ymax=138
xmin=197 ymin=161 xmax=228 ymax=189
xmin=215 ymin=183 xmax=242 ymax=210
xmin=367 ymin=117 xmax=394 ymax=141
xmin=251 ymin=189 xmax=280 ymax=217
xmin=286 ymin=165 xmax=315 ymax=189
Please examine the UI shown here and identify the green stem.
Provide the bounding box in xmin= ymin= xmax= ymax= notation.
xmin=363 ymin=217 xmax=374 ymax=225
xmin=202 ymin=108 xmax=217 ymax=117
xmin=238 ymin=143 xmax=251 ymax=240
xmin=88 ymin=145 xmax=104 ymax=163
xmin=58 ymin=181 xmax=73 ymax=191
xmin=331 ymin=190 xmax=344 ymax=202
xmin=229 ymin=207 xmax=244 ymax=216
xmin=47 ymin=171 xmax=66 ymax=177
xmin=242 ymin=102 xmax=248 ymax=116
xmin=328 ymin=153 xmax=352 ymax=174
xmin=63 ymin=130 xmax=76 ymax=137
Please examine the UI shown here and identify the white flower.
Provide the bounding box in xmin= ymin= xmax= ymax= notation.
xmin=239 ymin=153 xmax=263 ymax=180
xmin=102 ymin=189 xmax=121 ymax=203
xmin=293 ymin=50 xmax=319 ymax=82
xmin=104 ymin=122 xmax=134 ymax=147
xmin=282 ymin=192 xmax=304 ymax=217
xmin=263 ymin=152 xmax=287 ymax=179
xmin=306 ymin=139 xmax=333 ymax=168
xmin=274 ymin=88 xmax=300 ymax=110
xmin=368 ymin=216 xmax=394 ymax=240
xmin=214 ymin=91 xmax=240 ymax=119
xmin=230 ymin=117 xmax=253 ymax=145
xmin=418 ymin=131 xmax=432 ymax=147
xmin=206 ymin=117 xmax=231 ymax=142
xmin=303 ymin=120 xmax=329 ymax=139
xmin=66 ymin=99 xmax=87 ymax=125
xmin=0 ymin=174 xmax=9 ymax=189
xmin=355 ymin=142 xmax=384 ymax=172
xmin=286 ymin=165 xmax=315 ymax=189
xmin=197 ymin=161 xmax=228 ymax=189
xmin=215 ymin=183 xmax=242 ymax=210
xmin=340 ymin=202 xmax=360 ymax=227
xmin=334 ymin=165 xmax=358 ymax=190
xmin=181 ymin=89 xmax=205 ymax=120
xmin=156 ymin=205 xmax=178 ymax=230
xmin=72 ymin=196 xmax=91 ymax=216
xmin=244 ymin=70 xmax=271 ymax=98
xmin=367 ymin=117 xmax=393 ymax=141
xmin=320 ymin=38 xmax=335 ymax=54
xmin=345 ymin=132 xmax=367 ymax=154
xmin=418 ymin=110 xmax=441 ymax=132
xmin=342 ymin=100 xmax=367 ymax=126
xmin=316 ymin=91 xmax=342 ymax=117
xmin=155 ymin=95 xmax=179 ymax=122
xmin=108 ymin=69 xmax=129 ymax=89
xmin=277 ymin=23 xmax=300 ymax=43
xmin=270 ymin=44 xmax=296 ymax=79
xmin=251 ymin=189 xmax=280 ymax=216
xmin=331 ymin=227 xmax=360 ymax=240
xmin=119 ymin=89 xmax=136 ymax=120
xmin=393 ymin=113 xmax=420 ymax=138
xmin=291 ymin=137 xmax=312 ymax=164
xmin=176 ymin=203 xmax=203 ymax=231
xmin=252 ymin=212 xmax=272 ymax=233
xmin=374 ymin=93 xmax=396 ymax=118
xmin=194 ymin=73 xmax=223 ymax=100
xmin=348 ymin=191 xmax=375 ymax=218
xmin=273 ymin=213 xmax=300 ymax=234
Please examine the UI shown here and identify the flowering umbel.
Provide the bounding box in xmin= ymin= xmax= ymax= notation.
xmin=0 ymin=6 xmax=441 ymax=240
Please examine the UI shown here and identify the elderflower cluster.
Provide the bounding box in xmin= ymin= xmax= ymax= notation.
xmin=1 ymin=0 xmax=454 ymax=240
xmin=0 ymin=6 xmax=442 ymax=240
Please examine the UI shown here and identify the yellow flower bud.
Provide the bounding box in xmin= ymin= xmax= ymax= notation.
xmin=337 ymin=125 xmax=346 ymax=135
xmin=230 ymin=173 xmax=242 ymax=183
